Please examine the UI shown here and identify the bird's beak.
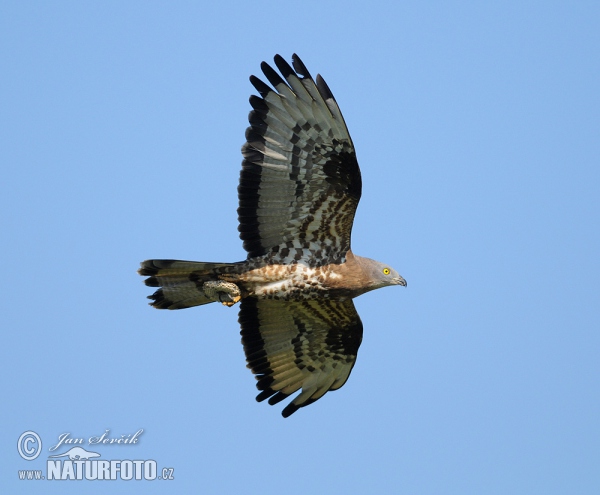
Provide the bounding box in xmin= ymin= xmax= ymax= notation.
xmin=395 ymin=276 xmax=407 ymax=287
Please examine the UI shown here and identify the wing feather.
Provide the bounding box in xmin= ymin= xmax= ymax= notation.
xmin=239 ymin=297 xmax=363 ymax=417
xmin=238 ymin=54 xmax=362 ymax=263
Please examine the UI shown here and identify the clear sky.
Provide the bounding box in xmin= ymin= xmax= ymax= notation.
xmin=2 ymin=1 xmax=599 ymax=494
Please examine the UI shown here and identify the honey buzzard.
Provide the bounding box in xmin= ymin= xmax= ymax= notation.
xmin=139 ymin=54 xmax=407 ymax=417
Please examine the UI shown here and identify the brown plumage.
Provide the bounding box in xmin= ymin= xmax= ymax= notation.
xmin=139 ymin=54 xmax=406 ymax=417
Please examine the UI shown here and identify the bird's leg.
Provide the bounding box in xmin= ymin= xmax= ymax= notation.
xmin=202 ymin=281 xmax=242 ymax=307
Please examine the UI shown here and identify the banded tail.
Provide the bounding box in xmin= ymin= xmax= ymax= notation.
xmin=138 ymin=259 xmax=239 ymax=309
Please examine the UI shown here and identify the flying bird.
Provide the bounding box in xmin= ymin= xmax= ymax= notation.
xmin=139 ymin=54 xmax=407 ymax=417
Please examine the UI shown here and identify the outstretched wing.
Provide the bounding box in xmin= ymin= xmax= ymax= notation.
xmin=238 ymin=54 xmax=362 ymax=264
xmin=239 ymin=297 xmax=363 ymax=417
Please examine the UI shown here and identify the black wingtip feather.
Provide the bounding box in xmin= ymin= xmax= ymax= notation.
xmin=268 ymin=391 xmax=290 ymax=406
xmin=281 ymin=402 xmax=300 ymax=418
xmin=291 ymin=53 xmax=312 ymax=80
xmin=248 ymin=110 xmax=268 ymax=129
xmin=249 ymin=95 xmax=268 ymax=112
xmin=261 ymin=60 xmax=288 ymax=90
xmin=316 ymin=74 xmax=335 ymax=102
xmin=255 ymin=390 xmax=274 ymax=403
xmin=273 ymin=54 xmax=295 ymax=81
xmin=249 ymin=75 xmax=273 ymax=97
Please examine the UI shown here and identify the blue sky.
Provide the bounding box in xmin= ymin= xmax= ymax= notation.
xmin=2 ymin=1 xmax=599 ymax=494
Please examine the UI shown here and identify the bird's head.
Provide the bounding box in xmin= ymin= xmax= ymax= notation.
xmin=357 ymin=256 xmax=407 ymax=290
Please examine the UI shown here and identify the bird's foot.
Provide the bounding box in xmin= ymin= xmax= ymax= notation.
xmin=203 ymin=281 xmax=241 ymax=307
xmin=221 ymin=295 xmax=241 ymax=307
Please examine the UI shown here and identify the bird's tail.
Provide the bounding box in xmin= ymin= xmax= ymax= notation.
xmin=138 ymin=259 xmax=241 ymax=309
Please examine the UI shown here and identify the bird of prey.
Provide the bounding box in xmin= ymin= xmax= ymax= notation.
xmin=139 ymin=54 xmax=407 ymax=417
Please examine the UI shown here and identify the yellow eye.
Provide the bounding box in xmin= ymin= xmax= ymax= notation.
xmin=383 ymin=268 xmax=390 ymax=275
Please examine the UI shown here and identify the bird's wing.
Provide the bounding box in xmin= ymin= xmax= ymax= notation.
xmin=239 ymin=297 xmax=363 ymax=417
xmin=238 ymin=54 xmax=362 ymax=265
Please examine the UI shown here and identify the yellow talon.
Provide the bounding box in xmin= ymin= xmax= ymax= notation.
xmin=221 ymin=296 xmax=240 ymax=307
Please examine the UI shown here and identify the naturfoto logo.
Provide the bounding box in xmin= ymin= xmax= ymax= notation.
xmin=17 ymin=429 xmax=175 ymax=482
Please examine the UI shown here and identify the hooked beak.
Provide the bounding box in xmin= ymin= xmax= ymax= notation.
xmin=395 ymin=275 xmax=407 ymax=287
